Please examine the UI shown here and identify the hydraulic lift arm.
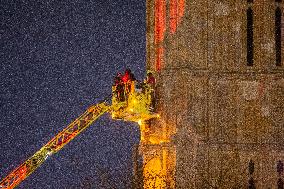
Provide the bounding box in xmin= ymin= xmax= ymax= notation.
xmin=0 ymin=102 xmax=110 ymax=189
xmin=0 ymin=72 xmax=159 ymax=189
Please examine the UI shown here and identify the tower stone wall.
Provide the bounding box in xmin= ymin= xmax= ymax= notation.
xmin=143 ymin=0 xmax=284 ymax=188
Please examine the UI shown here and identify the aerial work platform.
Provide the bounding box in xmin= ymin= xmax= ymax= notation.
xmin=0 ymin=70 xmax=159 ymax=189
xmin=111 ymin=85 xmax=159 ymax=123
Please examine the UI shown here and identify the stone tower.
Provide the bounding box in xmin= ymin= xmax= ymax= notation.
xmin=138 ymin=0 xmax=284 ymax=188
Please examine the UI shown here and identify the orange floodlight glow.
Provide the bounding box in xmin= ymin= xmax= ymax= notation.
xmin=170 ymin=0 xmax=185 ymax=34
xmin=154 ymin=0 xmax=166 ymax=44
xmin=156 ymin=47 xmax=164 ymax=71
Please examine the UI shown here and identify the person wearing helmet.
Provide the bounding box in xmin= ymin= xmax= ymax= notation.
xmin=146 ymin=72 xmax=155 ymax=88
xmin=122 ymin=68 xmax=136 ymax=97
xmin=113 ymin=72 xmax=125 ymax=102
xmin=122 ymin=69 xmax=130 ymax=83
xmin=114 ymin=72 xmax=122 ymax=85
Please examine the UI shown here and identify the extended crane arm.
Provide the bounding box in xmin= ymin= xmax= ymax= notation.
xmin=0 ymin=102 xmax=110 ymax=189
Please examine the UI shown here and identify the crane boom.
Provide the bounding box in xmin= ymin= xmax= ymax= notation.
xmin=0 ymin=72 xmax=160 ymax=189
xmin=0 ymin=102 xmax=110 ymax=189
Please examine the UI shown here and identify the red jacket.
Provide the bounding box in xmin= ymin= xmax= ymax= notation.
xmin=122 ymin=73 xmax=130 ymax=83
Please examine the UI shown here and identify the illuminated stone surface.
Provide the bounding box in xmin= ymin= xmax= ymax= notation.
xmin=139 ymin=0 xmax=284 ymax=188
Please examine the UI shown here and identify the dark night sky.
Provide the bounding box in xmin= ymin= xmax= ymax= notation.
xmin=0 ymin=0 xmax=145 ymax=188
